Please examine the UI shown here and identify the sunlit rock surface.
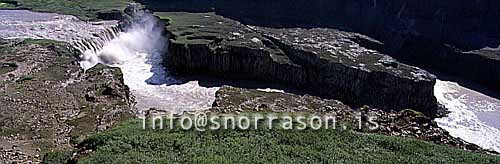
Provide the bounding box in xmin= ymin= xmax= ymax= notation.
xmin=0 ymin=39 xmax=132 ymax=163
xmin=162 ymin=12 xmax=438 ymax=116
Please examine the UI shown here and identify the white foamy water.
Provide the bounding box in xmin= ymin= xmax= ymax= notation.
xmin=4 ymin=9 xmax=500 ymax=152
xmin=434 ymin=80 xmax=500 ymax=152
xmin=79 ymin=13 xmax=219 ymax=114
xmin=0 ymin=10 xmax=117 ymax=43
xmin=0 ymin=9 xmax=218 ymax=114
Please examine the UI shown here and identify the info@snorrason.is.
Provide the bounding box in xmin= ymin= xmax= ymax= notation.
xmin=140 ymin=111 xmax=380 ymax=131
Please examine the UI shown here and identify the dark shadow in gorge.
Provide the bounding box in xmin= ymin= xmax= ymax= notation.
xmin=395 ymin=36 xmax=500 ymax=100
xmin=165 ymin=71 xmax=373 ymax=111
xmin=138 ymin=0 xmax=500 ymax=51
xmin=144 ymin=52 xmax=183 ymax=86
xmin=413 ymin=64 xmax=500 ymax=101
xmin=139 ymin=0 xmax=500 ymax=99
xmin=172 ymin=74 xmax=309 ymax=97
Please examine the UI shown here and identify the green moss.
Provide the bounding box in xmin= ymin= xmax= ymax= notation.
xmin=153 ymin=13 xmax=171 ymax=22
xmin=16 ymin=75 xmax=34 ymax=82
xmin=0 ymin=2 xmax=16 ymax=8
xmin=75 ymin=118 xmax=500 ymax=163
xmin=43 ymin=150 xmax=74 ymax=164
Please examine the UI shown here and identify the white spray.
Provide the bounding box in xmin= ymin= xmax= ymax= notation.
xmin=78 ymin=11 xmax=219 ymax=114
xmin=78 ymin=12 xmax=166 ymax=70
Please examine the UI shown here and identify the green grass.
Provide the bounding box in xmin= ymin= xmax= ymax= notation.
xmin=153 ymin=13 xmax=171 ymax=22
xmin=74 ymin=118 xmax=500 ymax=163
xmin=4 ymin=0 xmax=134 ymax=20
xmin=0 ymin=2 xmax=16 ymax=8
xmin=43 ymin=151 xmax=74 ymax=164
xmin=16 ymin=74 xmax=34 ymax=82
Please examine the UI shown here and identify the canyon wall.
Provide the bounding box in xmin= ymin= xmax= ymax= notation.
xmin=139 ymin=0 xmax=500 ymax=94
xmin=161 ymin=12 xmax=439 ymax=116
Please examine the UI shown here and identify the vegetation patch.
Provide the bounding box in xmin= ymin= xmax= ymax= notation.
xmin=16 ymin=74 xmax=34 ymax=82
xmin=153 ymin=13 xmax=171 ymax=23
xmin=43 ymin=150 xmax=74 ymax=164
xmin=0 ymin=2 xmax=16 ymax=8
xmin=74 ymin=118 xmax=500 ymax=163
xmin=4 ymin=0 xmax=134 ymax=20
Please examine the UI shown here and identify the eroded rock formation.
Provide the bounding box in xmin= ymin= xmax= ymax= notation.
xmin=141 ymin=0 xmax=500 ymax=94
xmin=161 ymin=12 xmax=438 ymax=116
xmin=211 ymin=86 xmax=486 ymax=153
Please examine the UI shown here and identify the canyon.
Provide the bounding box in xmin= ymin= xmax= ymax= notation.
xmin=0 ymin=0 xmax=500 ymax=163
xmin=163 ymin=12 xmax=438 ymax=116
xmin=139 ymin=0 xmax=500 ymax=95
xmin=144 ymin=1 xmax=500 ymax=152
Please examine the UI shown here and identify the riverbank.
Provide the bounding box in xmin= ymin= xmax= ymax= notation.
xmin=0 ymin=1 xmax=499 ymax=163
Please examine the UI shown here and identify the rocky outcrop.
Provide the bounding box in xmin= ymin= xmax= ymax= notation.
xmin=141 ymin=0 xmax=500 ymax=94
xmin=161 ymin=12 xmax=438 ymax=116
xmin=212 ymin=86 xmax=488 ymax=153
xmin=0 ymin=39 xmax=132 ymax=163
xmin=211 ymin=86 xmax=352 ymax=113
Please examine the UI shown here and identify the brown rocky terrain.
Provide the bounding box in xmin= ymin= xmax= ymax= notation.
xmin=0 ymin=38 xmax=132 ymax=163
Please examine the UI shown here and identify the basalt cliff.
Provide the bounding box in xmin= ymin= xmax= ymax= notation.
xmin=141 ymin=0 xmax=500 ymax=96
xmin=160 ymin=12 xmax=439 ymax=116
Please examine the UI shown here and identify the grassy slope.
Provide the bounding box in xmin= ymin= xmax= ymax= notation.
xmin=75 ymin=119 xmax=500 ymax=164
xmin=0 ymin=0 xmax=133 ymax=20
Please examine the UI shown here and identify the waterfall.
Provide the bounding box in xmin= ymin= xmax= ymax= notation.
xmin=73 ymin=10 xmax=219 ymax=114
xmin=72 ymin=26 xmax=121 ymax=54
xmin=72 ymin=25 xmax=122 ymax=69
xmin=72 ymin=26 xmax=121 ymax=53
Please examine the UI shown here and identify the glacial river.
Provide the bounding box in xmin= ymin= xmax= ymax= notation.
xmin=0 ymin=10 xmax=219 ymax=115
xmin=0 ymin=9 xmax=499 ymax=152
xmin=434 ymin=80 xmax=500 ymax=152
